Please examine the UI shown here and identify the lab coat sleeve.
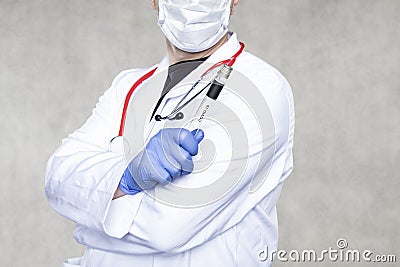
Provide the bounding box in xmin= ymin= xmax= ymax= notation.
xmin=45 ymin=69 xmax=145 ymax=238
xmin=124 ymin=66 xmax=295 ymax=254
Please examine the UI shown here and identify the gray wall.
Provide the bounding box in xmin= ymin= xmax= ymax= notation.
xmin=1 ymin=0 xmax=399 ymax=266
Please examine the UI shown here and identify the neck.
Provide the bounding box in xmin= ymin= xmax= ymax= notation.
xmin=166 ymin=33 xmax=229 ymax=65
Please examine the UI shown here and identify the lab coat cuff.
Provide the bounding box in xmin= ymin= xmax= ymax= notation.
xmin=103 ymin=192 xmax=144 ymax=238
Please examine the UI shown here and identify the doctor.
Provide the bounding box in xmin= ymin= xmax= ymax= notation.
xmin=45 ymin=0 xmax=295 ymax=266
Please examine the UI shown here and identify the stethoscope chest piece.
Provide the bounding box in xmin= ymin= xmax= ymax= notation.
xmin=155 ymin=112 xmax=184 ymax=121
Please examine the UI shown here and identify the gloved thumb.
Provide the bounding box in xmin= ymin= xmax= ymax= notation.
xmin=191 ymin=129 xmax=205 ymax=143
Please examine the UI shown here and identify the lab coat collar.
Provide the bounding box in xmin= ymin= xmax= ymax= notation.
xmin=207 ymin=32 xmax=242 ymax=65
xmin=153 ymin=56 xmax=170 ymax=77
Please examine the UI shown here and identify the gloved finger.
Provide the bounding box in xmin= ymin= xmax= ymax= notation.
xmin=152 ymin=137 xmax=183 ymax=181
xmin=149 ymin=165 xmax=172 ymax=186
xmin=142 ymin=149 xmax=173 ymax=186
xmin=135 ymin=178 xmax=158 ymax=190
xmin=191 ymin=129 xmax=205 ymax=143
xmin=178 ymin=128 xmax=199 ymax=156
xmin=171 ymin=146 xmax=194 ymax=175
xmin=158 ymin=149 xmax=182 ymax=181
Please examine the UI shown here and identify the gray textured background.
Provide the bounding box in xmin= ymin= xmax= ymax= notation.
xmin=1 ymin=0 xmax=399 ymax=266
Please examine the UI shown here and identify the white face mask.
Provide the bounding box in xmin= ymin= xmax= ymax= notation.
xmin=158 ymin=0 xmax=232 ymax=53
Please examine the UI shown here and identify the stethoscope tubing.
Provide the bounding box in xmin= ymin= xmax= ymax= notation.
xmin=156 ymin=80 xmax=212 ymax=121
xmin=116 ymin=42 xmax=245 ymax=138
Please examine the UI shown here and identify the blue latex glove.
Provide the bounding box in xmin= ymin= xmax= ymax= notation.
xmin=119 ymin=128 xmax=204 ymax=194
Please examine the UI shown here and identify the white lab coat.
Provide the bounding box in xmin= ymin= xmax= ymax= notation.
xmin=45 ymin=33 xmax=295 ymax=267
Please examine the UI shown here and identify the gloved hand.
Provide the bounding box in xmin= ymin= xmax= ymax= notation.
xmin=119 ymin=128 xmax=204 ymax=195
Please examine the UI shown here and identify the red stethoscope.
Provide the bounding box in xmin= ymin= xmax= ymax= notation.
xmin=117 ymin=42 xmax=245 ymax=139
